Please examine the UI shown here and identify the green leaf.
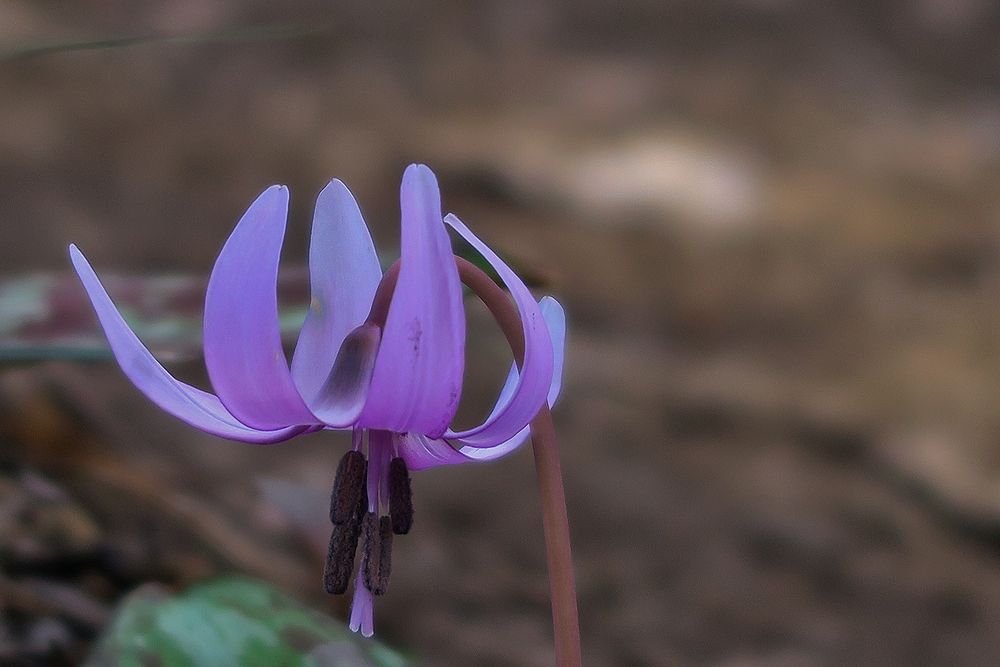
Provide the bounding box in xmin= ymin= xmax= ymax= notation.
xmin=0 ymin=23 xmax=333 ymax=61
xmin=0 ymin=242 xmax=545 ymax=366
xmin=0 ymin=269 xmax=311 ymax=365
xmin=85 ymin=577 xmax=410 ymax=667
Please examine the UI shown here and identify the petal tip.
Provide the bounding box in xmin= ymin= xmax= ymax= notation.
xmin=317 ymin=178 xmax=351 ymax=201
xmin=403 ymin=163 xmax=437 ymax=185
xmin=540 ymin=295 xmax=565 ymax=315
xmin=68 ymin=244 xmax=90 ymax=273
xmin=257 ymin=184 xmax=290 ymax=205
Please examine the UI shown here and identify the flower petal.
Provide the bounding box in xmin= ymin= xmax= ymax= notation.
xmin=396 ymin=433 xmax=469 ymax=470
xmin=358 ymin=165 xmax=465 ymax=437
xmin=70 ymin=245 xmax=304 ymax=444
xmin=483 ymin=296 xmax=566 ymax=421
xmin=291 ymin=180 xmax=382 ymax=407
xmin=443 ymin=214 xmax=553 ymax=447
xmin=310 ymin=324 xmax=381 ymax=427
xmin=399 ymin=297 xmax=566 ymax=469
xmin=203 ymin=186 xmax=317 ymax=430
xmin=399 ymin=432 xmax=527 ymax=470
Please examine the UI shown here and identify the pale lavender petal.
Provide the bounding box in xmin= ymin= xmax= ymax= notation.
xmin=70 ymin=245 xmax=304 ymax=444
xmin=292 ymin=180 xmax=382 ymax=406
xmin=396 ymin=433 xmax=469 ymax=470
xmin=358 ymin=165 xmax=465 ymax=438
xmin=204 ymin=186 xmax=317 ymax=431
xmin=401 ymin=298 xmax=566 ymax=468
xmin=539 ymin=297 xmax=566 ymax=405
xmin=484 ymin=296 xmax=566 ymax=422
xmin=443 ymin=214 xmax=553 ymax=447
xmin=398 ymin=432 xmax=527 ymax=470
xmin=309 ymin=324 xmax=380 ymax=428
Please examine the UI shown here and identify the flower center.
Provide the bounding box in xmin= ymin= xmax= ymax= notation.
xmin=323 ymin=429 xmax=413 ymax=599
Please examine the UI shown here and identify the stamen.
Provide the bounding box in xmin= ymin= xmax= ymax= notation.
xmin=330 ymin=450 xmax=367 ymax=524
xmin=362 ymin=512 xmax=393 ymax=595
xmin=323 ymin=473 xmax=367 ymax=595
xmin=388 ymin=456 xmax=414 ymax=535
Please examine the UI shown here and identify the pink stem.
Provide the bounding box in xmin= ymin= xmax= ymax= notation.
xmin=457 ymin=258 xmax=582 ymax=667
xmin=366 ymin=255 xmax=582 ymax=665
xmin=530 ymin=405 xmax=582 ymax=666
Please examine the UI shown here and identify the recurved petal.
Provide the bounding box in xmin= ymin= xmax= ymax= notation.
xmin=398 ymin=431 xmax=526 ymax=470
xmin=483 ymin=296 xmax=566 ymax=421
xmin=442 ymin=214 xmax=553 ymax=447
xmin=396 ymin=433 xmax=469 ymax=470
xmin=204 ymin=186 xmax=317 ymax=431
xmin=358 ymin=165 xmax=465 ymax=438
xmin=292 ymin=180 xmax=382 ymax=407
xmin=310 ymin=324 xmax=381 ymax=428
xmin=70 ymin=245 xmax=304 ymax=444
xmin=400 ymin=297 xmax=566 ymax=468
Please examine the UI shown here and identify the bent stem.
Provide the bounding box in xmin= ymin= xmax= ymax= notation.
xmin=530 ymin=404 xmax=582 ymax=666
xmin=457 ymin=257 xmax=582 ymax=666
xmin=372 ymin=256 xmax=582 ymax=664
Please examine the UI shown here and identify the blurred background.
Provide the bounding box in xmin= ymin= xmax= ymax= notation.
xmin=2 ymin=1 xmax=1000 ymax=665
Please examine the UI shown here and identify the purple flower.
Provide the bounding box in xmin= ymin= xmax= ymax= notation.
xmin=70 ymin=164 xmax=565 ymax=636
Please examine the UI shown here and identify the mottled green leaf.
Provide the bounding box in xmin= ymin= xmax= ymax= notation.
xmin=0 ymin=269 xmax=310 ymax=365
xmin=0 ymin=23 xmax=333 ymax=62
xmin=85 ymin=578 xmax=409 ymax=667
xmin=0 ymin=244 xmax=542 ymax=365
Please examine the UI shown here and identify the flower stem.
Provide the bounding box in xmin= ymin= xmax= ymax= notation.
xmin=374 ymin=256 xmax=583 ymax=663
xmin=454 ymin=257 xmax=582 ymax=666
xmin=531 ymin=404 xmax=582 ymax=667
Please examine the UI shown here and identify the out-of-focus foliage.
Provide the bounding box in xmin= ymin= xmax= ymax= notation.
xmin=0 ymin=23 xmax=332 ymax=61
xmin=84 ymin=578 xmax=409 ymax=667
xmin=0 ymin=246 xmax=535 ymax=365
xmin=0 ymin=271 xmax=309 ymax=364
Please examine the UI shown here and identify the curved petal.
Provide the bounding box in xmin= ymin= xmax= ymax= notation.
xmin=292 ymin=180 xmax=382 ymax=406
xmin=400 ymin=297 xmax=566 ymax=469
xmin=482 ymin=296 xmax=566 ymax=421
xmin=442 ymin=214 xmax=553 ymax=447
xmin=397 ymin=433 xmax=470 ymax=470
xmin=310 ymin=324 xmax=381 ymax=427
xmin=539 ymin=297 xmax=566 ymax=406
xmin=398 ymin=431 xmax=527 ymax=470
xmin=70 ymin=245 xmax=304 ymax=444
xmin=204 ymin=186 xmax=317 ymax=430
xmin=358 ymin=165 xmax=465 ymax=438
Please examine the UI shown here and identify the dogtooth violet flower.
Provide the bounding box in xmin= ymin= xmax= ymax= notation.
xmin=69 ymin=164 xmax=566 ymax=637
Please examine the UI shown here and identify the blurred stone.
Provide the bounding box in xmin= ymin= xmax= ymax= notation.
xmin=0 ymin=466 xmax=102 ymax=565
xmin=24 ymin=616 xmax=73 ymax=656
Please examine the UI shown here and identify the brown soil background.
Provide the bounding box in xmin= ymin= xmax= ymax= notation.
xmin=3 ymin=2 xmax=1000 ymax=665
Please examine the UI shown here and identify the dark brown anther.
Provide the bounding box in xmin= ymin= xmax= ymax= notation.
xmin=362 ymin=513 xmax=393 ymax=595
xmin=330 ymin=450 xmax=367 ymax=524
xmin=388 ymin=456 xmax=414 ymax=535
xmin=323 ymin=474 xmax=368 ymax=595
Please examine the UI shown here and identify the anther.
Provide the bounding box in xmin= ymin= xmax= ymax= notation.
xmin=330 ymin=450 xmax=367 ymax=524
xmin=324 ymin=462 xmax=368 ymax=595
xmin=362 ymin=513 xmax=393 ymax=595
xmin=388 ymin=457 xmax=414 ymax=535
